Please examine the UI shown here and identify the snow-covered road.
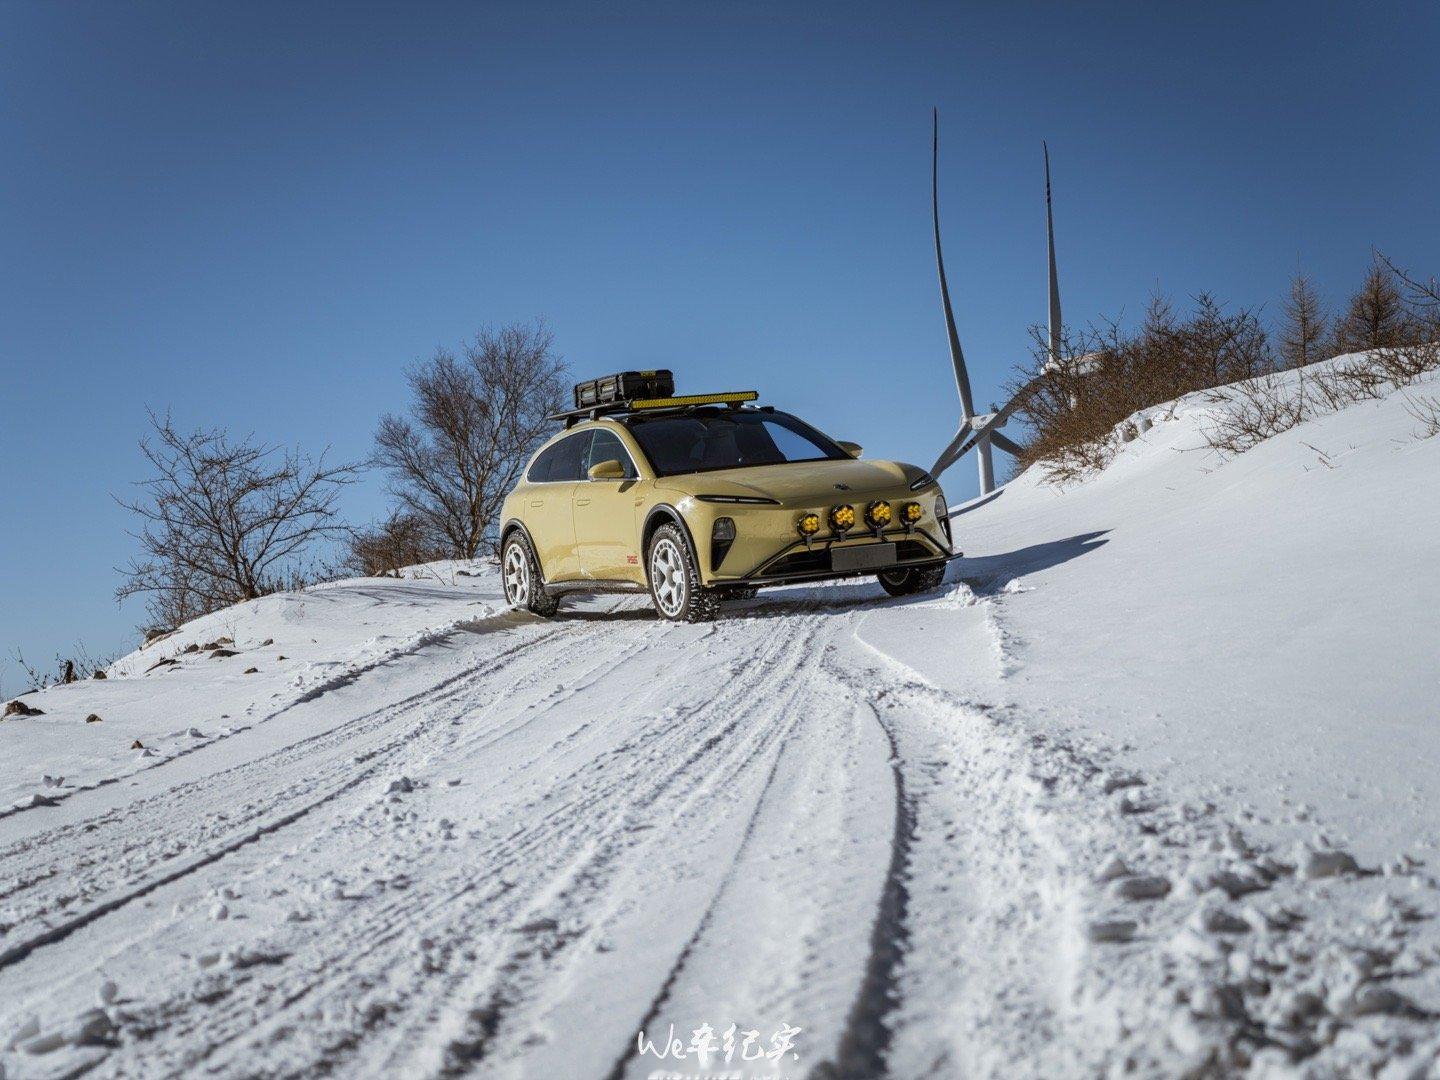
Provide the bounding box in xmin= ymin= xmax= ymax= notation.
xmin=5 ymin=575 xmax=1437 ymax=1077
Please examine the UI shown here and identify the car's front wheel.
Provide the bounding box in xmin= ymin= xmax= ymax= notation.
xmin=877 ymin=564 xmax=946 ymax=597
xmin=647 ymin=524 xmax=719 ymax=622
xmin=502 ymin=532 xmax=560 ymax=617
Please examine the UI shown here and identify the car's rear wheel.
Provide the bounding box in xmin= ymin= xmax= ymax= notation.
xmin=877 ymin=564 xmax=946 ymax=597
xmin=647 ymin=524 xmax=719 ymax=622
xmin=502 ymin=532 xmax=560 ymax=617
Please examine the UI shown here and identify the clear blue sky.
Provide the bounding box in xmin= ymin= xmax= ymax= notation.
xmin=3 ymin=1 xmax=1437 ymax=691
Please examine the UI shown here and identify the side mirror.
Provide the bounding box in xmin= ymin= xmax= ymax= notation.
xmin=587 ymin=458 xmax=627 ymax=481
xmin=836 ymin=441 xmax=863 ymax=459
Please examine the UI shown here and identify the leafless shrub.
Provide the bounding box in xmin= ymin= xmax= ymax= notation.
xmin=375 ymin=321 xmax=567 ymax=559
xmin=345 ymin=512 xmax=448 ymax=578
xmin=116 ymin=412 xmax=358 ymax=631
xmin=1403 ymin=394 xmax=1440 ymax=439
xmin=6 ymin=644 xmax=116 ymax=692
xmin=1011 ymin=294 xmax=1275 ymax=482
xmin=1202 ymin=373 xmax=1309 ymax=455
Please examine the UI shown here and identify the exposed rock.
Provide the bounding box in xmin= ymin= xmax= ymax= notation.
xmin=143 ymin=626 xmax=174 ymax=643
xmin=71 ymin=1007 xmax=115 ymax=1046
xmin=260 ymin=638 xmax=274 ymax=647
xmin=1301 ymin=848 xmax=1361 ymax=880
xmin=130 ymin=739 xmax=145 ymax=749
xmin=146 ymin=657 xmax=178 ymax=673
xmin=209 ymin=648 xmax=239 ymax=658
xmin=4 ymin=700 xmax=44 ymax=717
xmin=183 ymin=643 xmax=200 ymax=654
xmin=1113 ymin=874 xmax=1172 ymax=901
xmin=85 ymin=714 xmax=102 ymax=724
xmin=1088 ymin=919 xmax=1137 ymax=943
xmin=92 ymin=669 xmax=107 ymax=680
xmin=1340 ymin=984 xmax=1408 ymax=1018
xmin=244 ymin=667 xmax=259 ymax=675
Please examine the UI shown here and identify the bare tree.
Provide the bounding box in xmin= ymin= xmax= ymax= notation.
xmin=1333 ymin=260 xmax=1415 ymax=354
xmin=1378 ymin=252 xmax=1440 ymax=341
xmin=344 ymin=512 xmax=447 ymax=578
xmin=374 ymin=321 xmax=567 ymax=559
xmin=116 ymin=412 xmax=357 ymax=630
xmin=1278 ymin=274 xmax=1329 ymax=369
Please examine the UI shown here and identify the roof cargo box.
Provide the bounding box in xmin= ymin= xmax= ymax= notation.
xmin=573 ymin=370 xmax=674 ymax=409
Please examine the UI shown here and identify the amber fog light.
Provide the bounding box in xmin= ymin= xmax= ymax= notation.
xmin=900 ymin=501 xmax=923 ymax=524
xmin=797 ymin=513 xmax=821 ymax=537
xmin=865 ymin=500 xmax=892 ymax=529
xmin=829 ymin=504 xmax=856 ymax=533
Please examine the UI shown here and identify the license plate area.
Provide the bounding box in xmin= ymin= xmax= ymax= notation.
xmin=831 ymin=542 xmax=898 ymax=572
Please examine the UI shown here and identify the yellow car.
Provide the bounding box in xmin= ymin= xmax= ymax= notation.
xmin=498 ymin=379 xmax=956 ymax=621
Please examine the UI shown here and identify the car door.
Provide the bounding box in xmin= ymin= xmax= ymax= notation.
xmin=523 ymin=432 xmax=587 ymax=581
xmin=574 ymin=428 xmax=643 ymax=580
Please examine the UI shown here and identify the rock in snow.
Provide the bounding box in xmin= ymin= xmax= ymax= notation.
xmin=1300 ymin=847 xmax=1362 ymax=880
xmin=1088 ymin=919 xmax=1138 ymax=943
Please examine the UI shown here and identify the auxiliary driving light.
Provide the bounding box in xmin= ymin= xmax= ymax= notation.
xmin=829 ymin=504 xmax=856 ymax=534
xmin=900 ymin=501 xmax=924 ymax=526
xmin=865 ymin=500 xmax=892 ymax=530
xmin=797 ymin=513 xmax=821 ymax=536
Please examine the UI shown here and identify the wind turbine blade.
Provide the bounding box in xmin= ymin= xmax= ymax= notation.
xmin=931 ymin=427 xmax=970 ymax=478
xmin=990 ymin=430 xmax=1025 ymax=457
xmin=1044 ymin=140 xmax=1062 ymax=368
xmin=934 ymin=109 xmax=975 ymax=421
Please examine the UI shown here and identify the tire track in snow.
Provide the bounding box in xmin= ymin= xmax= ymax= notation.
xmin=75 ymin=601 xmax=821 ymax=1078
xmin=0 ymin=617 xmax=593 ymax=973
xmin=812 ymin=688 xmax=915 ymax=1080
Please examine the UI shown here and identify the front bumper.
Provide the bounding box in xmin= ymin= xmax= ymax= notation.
xmin=729 ymin=525 xmax=958 ymax=588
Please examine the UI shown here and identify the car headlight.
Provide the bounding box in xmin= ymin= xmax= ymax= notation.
xmin=865 ymin=500 xmax=892 ymax=528
xmin=829 ymin=504 xmax=855 ymax=532
xmin=796 ymin=513 xmax=821 ymax=537
xmin=900 ymin=501 xmax=924 ymax=524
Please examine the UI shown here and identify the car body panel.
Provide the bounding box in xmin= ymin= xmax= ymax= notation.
xmin=499 ymin=412 xmax=953 ymax=594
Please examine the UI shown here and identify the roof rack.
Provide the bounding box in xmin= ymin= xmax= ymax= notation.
xmin=547 ymin=391 xmax=759 ymax=428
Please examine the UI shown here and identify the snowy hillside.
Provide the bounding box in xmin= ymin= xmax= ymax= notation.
xmin=1 ymin=362 xmax=1438 ymax=1078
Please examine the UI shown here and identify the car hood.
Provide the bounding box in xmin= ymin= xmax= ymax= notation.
xmin=658 ymin=458 xmax=926 ymax=504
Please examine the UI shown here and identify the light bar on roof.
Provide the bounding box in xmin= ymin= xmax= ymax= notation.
xmin=629 ymin=391 xmax=759 ymax=410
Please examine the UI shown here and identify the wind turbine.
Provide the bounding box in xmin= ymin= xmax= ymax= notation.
xmin=930 ymin=109 xmax=1063 ymax=494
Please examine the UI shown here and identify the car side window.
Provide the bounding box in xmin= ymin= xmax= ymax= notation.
xmin=528 ymin=433 xmax=590 ymax=482
xmin=584 ymin=429 xmax=637 ymax=479
xmin=527 ymin=442 xmax=558 ymax=482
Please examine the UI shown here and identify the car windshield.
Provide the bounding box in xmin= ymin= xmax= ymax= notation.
xmin=625 ymin=408 xmax=847 ymax=476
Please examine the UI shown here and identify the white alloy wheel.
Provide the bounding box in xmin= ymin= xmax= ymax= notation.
xmin=503 ymin=540 xmax=531 ymax=607
xmin=649 ymin=537 xmax=688 ymax=618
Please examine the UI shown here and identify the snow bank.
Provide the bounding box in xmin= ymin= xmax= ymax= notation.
xmin=0 ymin=562 xmax=501 ymax=813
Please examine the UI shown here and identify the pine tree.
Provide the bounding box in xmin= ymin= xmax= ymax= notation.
xmin=1334 ymin=262 xmax=1413 ymax=354
xmin=1278 ymin=274 xmax=1329 ymax=369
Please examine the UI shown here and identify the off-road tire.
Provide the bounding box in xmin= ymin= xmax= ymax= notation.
xmin=647 ymin=523 xmax=720 ymax=623
xmin=502 ymin=532 xmax=560 ymax=617
xmin=876 ymin=563 xmax=946 ymax=597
